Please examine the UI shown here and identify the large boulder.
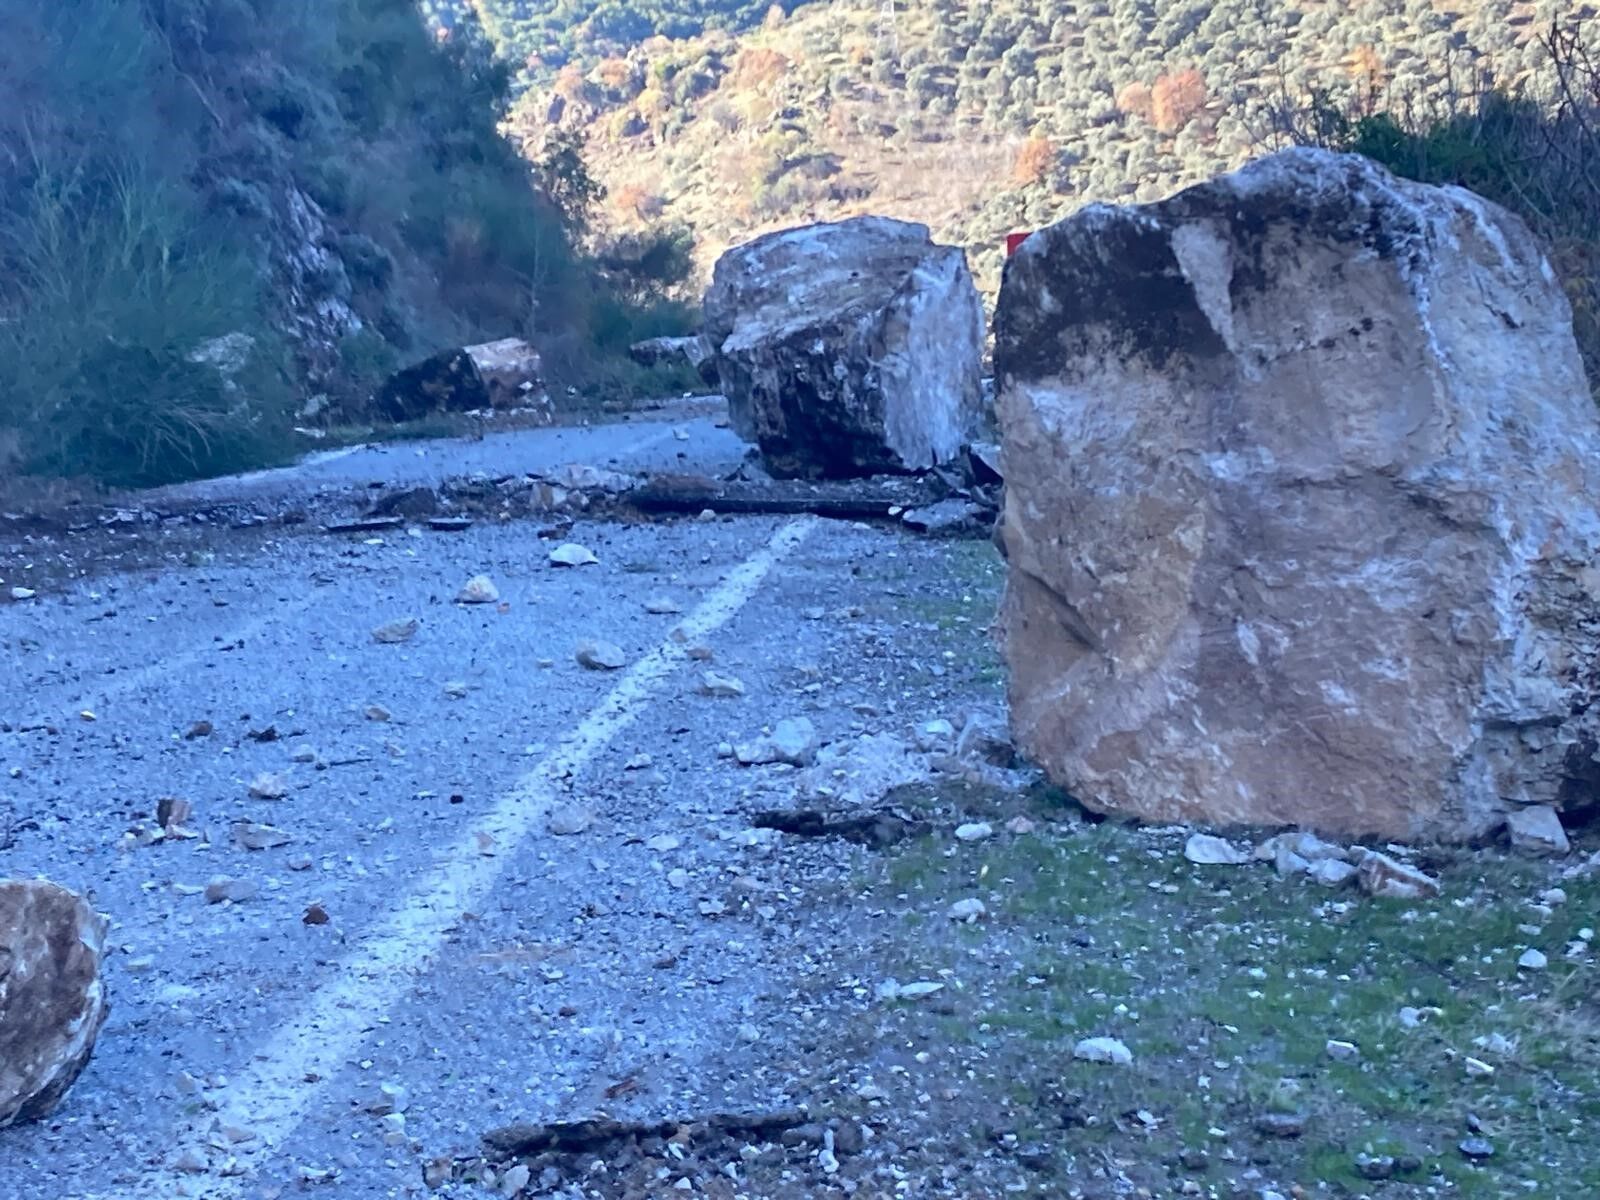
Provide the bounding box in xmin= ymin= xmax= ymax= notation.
xmin=0 ymin=880 xmax=109 ymax=1126
xmin=628 ymin=335 xmax=719 ymax=387
xmin=703 ymin=216 xmax=985 ymax=478
xmin=995 ymin=148 xmax=1600 ymax=841
xmin=375 ymin=338 xmax=549 ymax=424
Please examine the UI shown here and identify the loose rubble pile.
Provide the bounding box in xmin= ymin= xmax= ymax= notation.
xmin=0 ymin=880 xmax=109 ymax=1127
xmin=1183 ymin=830 xmax=1442 ymax=898
xmin=703 ymin=216 xmax=986 ymax=479
xmin=996 ymin=147 xmax=1600 ymax=844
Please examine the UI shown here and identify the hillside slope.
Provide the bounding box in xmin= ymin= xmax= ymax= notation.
xmin=441 ymin=0 xmax=1581 ymax=292
xmin=0 ymin=1 xmax=654 ymax=488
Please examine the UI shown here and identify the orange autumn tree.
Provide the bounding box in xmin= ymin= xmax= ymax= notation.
xmin=1151 ymin=68 xmax=1207 ymax=133
xmin=1012 ymin=136 xmax=1055 ymax=186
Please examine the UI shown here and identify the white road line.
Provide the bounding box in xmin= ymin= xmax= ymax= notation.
xmin=106 ymin=516 xmax=818 ymax=1200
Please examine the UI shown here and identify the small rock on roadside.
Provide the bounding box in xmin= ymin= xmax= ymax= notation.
xmin=948 ymin=898 xmax=987 ymax=921
xmin=203 ymin=877 xmax=257 ymax=904
xmin=371 ymin=618 xmax=419 ymax=644
xmin=1073 ymin=1037 xmax=1133 ymax=1066
xmin=548 ymin=543 xmax=599 ymax=568
xmin=1253 ymin=1112 xmax=1307 ymax=1139
xmin=455 ymin=574 xmax=499 ymax=604
xmin=644 ymin=595 xmax=683 ymax=614
xmin=699 ymin=671 xmax=746 ymax=697
xmin=1184 ymin=833 xmax=1250 ymax=865
xmin=248 ymin=773 xmax=288 ymax=800
xmin=1308 ymin=858 xmax=1358 ymax=888
xmin=1518 ymin=948 xmax=1548 ymax=971
xmin=955 ymin=822 xmax=993 ymax=842
xmin=1357 ymin=850 xmax=1441 ymax=900
xmin=547 ymin=806 xmax=593 ymax=836
xmin=576 ymin=640 xmax=626 ymax=671
xmin=1506 ymin=805 xmax=1570 ymax=855
xmin=735 ymin=717 xmax=818 ymax=767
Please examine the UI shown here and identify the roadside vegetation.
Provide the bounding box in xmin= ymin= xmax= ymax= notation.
xmin=0 ymin=0 xmax=694 ymax=490
xmin=441 ymin=0 xmax=1592 ymax=347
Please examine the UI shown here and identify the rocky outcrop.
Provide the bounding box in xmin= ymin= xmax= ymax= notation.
xmin=375 ymin=338 xmax=550 ymax=424
xmin=0 ymin=880 xmax=109 ymax=1126
xmin=703 ymin=216 xmax=985 ymax=479
xmin=995 ymin=147 xmax=1600 ymax=842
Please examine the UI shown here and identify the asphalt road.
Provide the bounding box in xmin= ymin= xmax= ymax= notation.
xmin=0 ymin=406 xmax=1003 ymax=1200
xmin=143 ymin=398 xmax=748 ymax=512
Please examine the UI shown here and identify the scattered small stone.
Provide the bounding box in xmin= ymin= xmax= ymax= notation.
xmin=1073 ymin=1037 xmax=1133 ymax=1066
xmin=371 ymin=618 xmax=419 ymax=644
xmin=1325 ymin=1039 xmax=1359 ymax=1062
xmin=1458 ymin=1136 xmax=1495 ymax=1160
xmin=1184 ymin=833 xmax=1250 ymax=865
xmin=1506 ymin=805 xmax=1571 ymax=855
xmin=456 ymin=575 xmax=499 ymax=604
xmin=548 ymin=543 xmax=599 ymax=567
xmin=547 ymin=806 xmax=593 ymax=836
xmin=644 ymin=596 xmax=683 ymax=614
xmin=1540 ymin=887 xmax=1568 ymax=906
xmin=443 ymin=680 xmax=468 ymax=699
xmin=1464 ymin=1057 xmax=1495 ymax=1078
xmin=10 ymin=587 xmax=35 ymax=600
xmin=913 ymin=719 xmax=956 ymax=753
xmin=247 ymin=772 xmax=288 ymax=800
xmin=156 ymin=797 xmax=192 ymax=830
xmin=1308 ymin=858 xmax=1358 ymax=887
xmin=203 ymin=877 xmax=257 ymax=904
xmin=624 ymin=753 xmax=654 ymax=770
xmin=1178 ymin=1149 xmax=1209 ymax=1171
xmin=500 ymin=1162 xmax=531 ymax=1195
xmin=647 ymin=834 xmax=681 ymax=852
xmin=183 ymin=720 xmax=213 ymax=740
xmin=1252 ymin=1112 xmax=1307 ymax=1139
xmin=576 ymin=640 xmax=626 ymax=671
xmin=232 ymin=823 xmax=291 ymax=851
xmin=302 ymin=903 xmax=330 ymax=926
xmin=1355 ymin=1154 xmax=1396 ymax=1181
xmin=1517 ymin=948 xmax=1548 ymax=971
xmin=699 ymin=671 xmax=746 ymax=697
xmin=1357 ymin=850 xmax=1441 ymax=900
xmin=737 ymin=1023 xmax=761 ymax=1043
xmin=948 ymin=898 xmax=987 ymax=922
xmin=955 ymin=822 xmax=994 ymax=842
xmin=363 ymin=704 xmax=391 ymax=722
xmin=667 ymin=868 xmax=690 ymax=888
xmin=735 ymin=718 xmax=818 ymax=767
xmin=290 ymin=745 xmax=318 ymax=764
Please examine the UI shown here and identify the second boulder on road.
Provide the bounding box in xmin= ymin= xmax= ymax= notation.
xmin=703 ymin=216 xmax=985 ymax=479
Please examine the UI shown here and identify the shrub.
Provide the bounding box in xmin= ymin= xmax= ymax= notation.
xmin=1151 ymin=67 xmax=1208 ymax=132
xmin=1011 ymin=136 xmax=1056 ymax=185
xmin=0 ymin=166 xmax=293 ymax=486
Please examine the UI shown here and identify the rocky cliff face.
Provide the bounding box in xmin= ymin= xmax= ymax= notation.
xmin=995 ymin=148 xmax=1600 ymax=842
